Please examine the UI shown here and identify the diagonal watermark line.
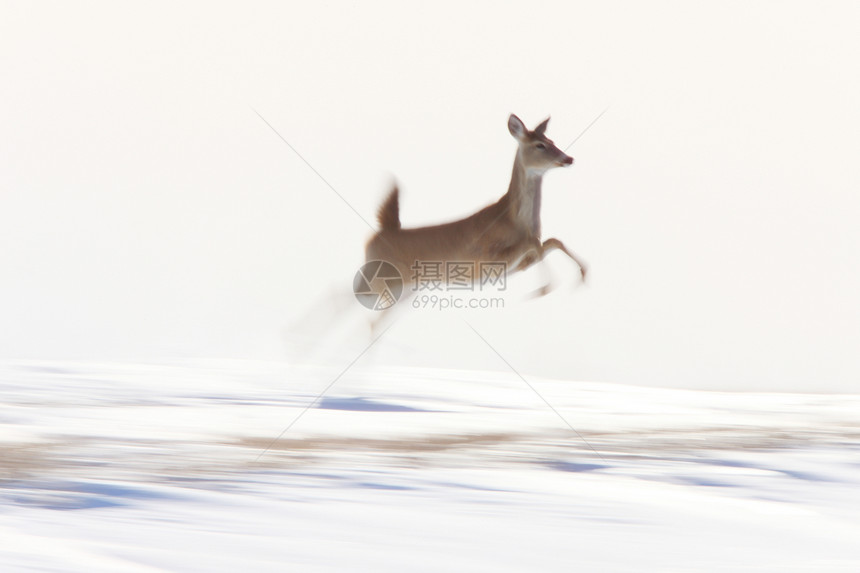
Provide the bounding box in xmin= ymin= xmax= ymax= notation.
xmin=464 ymin=320 xmax=607 ymax=463
xmin=253 ymin=321 xmax=396 ymax=462
xmin=252 ymin=107 xmax=377 ymax=233
xmin=564 ymin=105 xmax=610 ymax=152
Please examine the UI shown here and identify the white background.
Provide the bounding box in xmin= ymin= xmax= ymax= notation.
xmin=2 ymin=1 xmax=859 ymax=391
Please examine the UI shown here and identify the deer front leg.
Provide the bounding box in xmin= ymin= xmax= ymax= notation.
xmin=511 ymin=237 xmax=543 ymax=272
xmin=528 ymin=260 xmax=555 ymax=298
xmin=542 ymin=237 xmax=588 ymax=283
xmin=509 ymin=238 xmax=556 ymax=298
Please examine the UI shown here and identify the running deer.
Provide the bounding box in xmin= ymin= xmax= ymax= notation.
xmin=366 ymin=114 xmax=587 ymax=298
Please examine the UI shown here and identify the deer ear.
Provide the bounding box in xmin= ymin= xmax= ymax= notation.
xmin=533 ymin=117 xmax=550 ymax=136
xmin=508 ymin=114 xmax=528 ymax=141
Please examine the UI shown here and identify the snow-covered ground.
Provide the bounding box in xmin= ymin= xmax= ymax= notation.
xmin=2 ymin=360 xmax=859 ymax=571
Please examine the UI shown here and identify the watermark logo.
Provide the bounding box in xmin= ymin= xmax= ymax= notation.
xmin=411 ymin=293 xmax=505 ymax=311
xmin=353 ymin=260 xmax=404 ymax=310
xmin=354 ymin=260 xmax=508 ymax=311
xmin=411 ymin=261 xmax=507 ymax=292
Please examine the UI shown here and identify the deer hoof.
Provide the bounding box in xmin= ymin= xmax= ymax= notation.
xmin=529 ymin=283 xmax=553 ymax=298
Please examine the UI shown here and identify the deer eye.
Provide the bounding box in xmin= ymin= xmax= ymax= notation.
xmin=535 ymin=143 xmax=546 ymax=150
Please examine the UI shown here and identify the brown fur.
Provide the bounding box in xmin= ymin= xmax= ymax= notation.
xmin=376 ymin=186 xmax=401 ymax=231
xmin=365 ymin=114 xmax=587 ymax=292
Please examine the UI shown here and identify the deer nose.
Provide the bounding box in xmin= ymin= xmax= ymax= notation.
xmin=563 ymin=155 xmax=574 ymax=166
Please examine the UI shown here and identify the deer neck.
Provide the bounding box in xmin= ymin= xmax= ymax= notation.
xmin=504 ymin=155 xmax=544 ymax=237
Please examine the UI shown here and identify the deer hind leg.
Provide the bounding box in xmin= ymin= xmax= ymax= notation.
xmin=368 ymin=282 xmax=415 ymax=338
xmin=542 ymin=237 xmax=588 ymax=283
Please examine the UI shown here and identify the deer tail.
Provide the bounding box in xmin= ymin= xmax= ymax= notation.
xmin=376 ymin=185 xmax=401 ymax=231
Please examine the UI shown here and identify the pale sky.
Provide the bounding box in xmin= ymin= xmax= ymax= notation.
xmin=2 ymin=1 xmax=859 ymax=391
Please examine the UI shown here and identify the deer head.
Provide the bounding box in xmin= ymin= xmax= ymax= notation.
xmin=508 ymin=114 xmax=574 ymax=172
